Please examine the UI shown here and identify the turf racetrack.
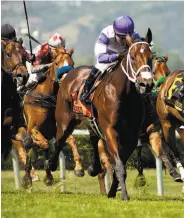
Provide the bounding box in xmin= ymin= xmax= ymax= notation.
xmin=2 ymin=169 xmax=184 ymax=218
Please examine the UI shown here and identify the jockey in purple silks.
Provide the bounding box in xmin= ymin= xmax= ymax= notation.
xmin=80 ymin=15 xmax=141 ymax=104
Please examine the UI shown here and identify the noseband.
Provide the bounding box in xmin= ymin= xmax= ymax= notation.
xmin=121 ymin=41 xmax=152 ymax=83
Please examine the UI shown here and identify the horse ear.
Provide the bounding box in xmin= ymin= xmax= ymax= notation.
xmin=163 ymin=54 xmax=168 ymax=62
xmin=68 ymin=48 xmax=74 ymax=56
xmin=126 ymin=34 xmax=133 ymax=46
xmin=145 ymin=28 xmax=152 ymax=44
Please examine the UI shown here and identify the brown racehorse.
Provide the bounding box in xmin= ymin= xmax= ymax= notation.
xmin=17 ymin=47 xmax=75 ymax=188
xmin=136 ymin=55 xmax=183 ymax=183
xmin=1 ymin=40 xmax=29 ymax=161
xmin=46 ymin=29 xmax=153 ymax=200
xmin=156 ymin=69 xmax=184 ymax=170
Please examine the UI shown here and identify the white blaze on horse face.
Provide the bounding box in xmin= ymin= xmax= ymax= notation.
xmin=140 ymin=71 xmax=153 ymax=79
xmin=140 ymin=48 xmax=144 ymax=53
xmin=63 ymin=60 xmax=69 ymax=66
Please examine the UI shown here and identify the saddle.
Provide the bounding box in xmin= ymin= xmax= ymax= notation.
xmin=164 ymin=72 xmax=184 ymax=113
xmin=71 ymin=61 xmax=119 ymax=118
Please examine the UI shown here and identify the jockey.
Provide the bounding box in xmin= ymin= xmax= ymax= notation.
xmin=25 ymin=33 xmax=66 ymax=88
xmin=80 ymin=15 xmax=141 ymax=104
xmin=1 ymin=24 xmax=35 ymax=63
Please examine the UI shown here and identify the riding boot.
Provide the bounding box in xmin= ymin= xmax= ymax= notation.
xmin=80 ymin=66 xmax=101 ymax=104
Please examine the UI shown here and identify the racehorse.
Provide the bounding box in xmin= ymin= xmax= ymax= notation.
xmin=1 ymin=40 xmax=29 ymax=162
xmin=135 ymin=55 xmax=183 ymax=183
xmin=156 ymin=69 xmax=184 ymax=172
xmin=45 ymin=29 xmax=153 ymax=200
xmin=16 ymin=47 xmax=75 ymax=188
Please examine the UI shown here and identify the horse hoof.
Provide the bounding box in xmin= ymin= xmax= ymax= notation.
xmin=88 ymin=166 xmax=102 ymax=177
xmin=43 ymin=174 xmax=54 ymax=186
xmin=44 ymin=160 xmax=58 ymax=172
xmin=22 ymin=175 xmax=32 ymax=189
xmin=74 ymin=169 xmax=85 ymax=177
xmin=134 ymin=174 xmax=147 ymax=188
xmin=172 ymin=172 xmax=183 ymax=183
xmin=122 ymin=196 xmax=130 ymax=201
xmin=107 ymin=191 xmax=116 ymax=198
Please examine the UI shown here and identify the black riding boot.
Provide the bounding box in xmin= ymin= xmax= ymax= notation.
xmin=80 ymin=66 xmax=100 ymax=104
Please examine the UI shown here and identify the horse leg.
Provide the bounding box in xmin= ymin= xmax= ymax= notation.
xmin=22 ymin=149 xmax=32 ymax=189
xmin=176 ymin=128 xmax=184 ymax=180
xmin=66 ymin=135 xmax=85 ymax=177
xmin=161 ymin=120 xmax=182 ymax=165
xmin=88 ymin=132 xmax=103 ymax=177
xmin=102 ymin=125 xmax=130 ymax=200
xmin=12 ymin=139 xmax=26 ymax=165
xmin=149 ymin=130 xmax=182 ymax=182
xmin=98 ymin=139 xmax=112 ymax=173
xmin=43 ymin=149 xmax=54 ymax=186
xmin=15 ymin=127 xmax=34 ymax=150
xmin=47 ymin=118 xmax=79 ymax=172
xmin=98 ymin=170 xmax=107 ymax=194
xmin=30 ymin=126 xmax=48 ymax=149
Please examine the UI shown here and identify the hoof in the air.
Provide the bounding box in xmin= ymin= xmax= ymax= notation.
xmin=88 ymin=166 xmax=102 ymax=177
xmin=74 ymin=169 xmax=85 ymax=177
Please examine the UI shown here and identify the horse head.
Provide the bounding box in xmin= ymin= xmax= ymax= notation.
xmin=153 ymin=55 xmax=170 ymax=85
xmin=51 ymin=47 xmax=74 ymax=80
xmin=1 ymin=40 xmax=29 ymax=86
xmin=122 ymin=28 xmax=153 ymax=93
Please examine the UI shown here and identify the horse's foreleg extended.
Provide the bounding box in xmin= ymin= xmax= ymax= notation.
xmin=30 ymin=126 xmax=48 ymax=149
xmin=15 ymin=127 xmax=34 ymax=150
xmin=66 ymin=135 xmax=85 ymax=177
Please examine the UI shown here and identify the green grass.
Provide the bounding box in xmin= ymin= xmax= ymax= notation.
xmin=1 ymin=170 xmax=184 ymax=218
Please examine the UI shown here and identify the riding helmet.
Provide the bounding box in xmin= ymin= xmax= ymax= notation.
xmin=113 ymin=16 xmax=134 ymax=36
xmin=1 ymin=24 xmax=16 ymax=40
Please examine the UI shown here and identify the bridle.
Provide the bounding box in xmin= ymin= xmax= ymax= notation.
xmin=121 ymin=41 xmax=152 ymax=83
xmin=1 ymin=41 xmax=26 ymax=76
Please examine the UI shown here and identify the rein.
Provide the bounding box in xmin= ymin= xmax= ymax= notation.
xmin=120 ymin=41 xmax=151 ymax=83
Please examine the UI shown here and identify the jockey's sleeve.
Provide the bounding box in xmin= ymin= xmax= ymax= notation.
xmin=95 ymin=32 xmax=119 ymax=63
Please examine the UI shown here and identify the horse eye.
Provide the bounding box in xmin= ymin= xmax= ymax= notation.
xmin=131 ymin=54 xmax=136 ymax=60
xmin=7 ymin=52 xmax=11 ymax=57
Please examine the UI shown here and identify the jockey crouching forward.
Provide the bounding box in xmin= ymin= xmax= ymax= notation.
xmin=80 ymin=15 xmax=141 ymax=104
xmin=25 ymin=33 xmax=66 ymax=88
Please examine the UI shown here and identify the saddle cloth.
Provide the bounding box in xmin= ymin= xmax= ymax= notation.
xmin=71 ymin=61 xmax=120 ymax=118
xmin=165 ymin=72 xmax=184 ymax=113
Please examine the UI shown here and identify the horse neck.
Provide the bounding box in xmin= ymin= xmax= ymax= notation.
xmin=34 ymin=64 xmax=58 ymax=95
xmin=109 ymin=56 xmax=132 ymax=96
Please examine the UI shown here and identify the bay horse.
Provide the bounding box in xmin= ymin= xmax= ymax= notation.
xmin=46 ymin=29 xmax=153 ymax=200
xmin=1 ymin=40 xmax=29 ymax=162
xmin=16 ymin=47 xmax=76 ymax=188
xmin=156 ymin=69 xmax=184 ymax=177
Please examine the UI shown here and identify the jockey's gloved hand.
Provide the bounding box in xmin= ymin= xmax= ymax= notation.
xmin=117 ymin=53 xmax=124 ymax=61
xmin=30 ymin=54 xmax=36 ymax=63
